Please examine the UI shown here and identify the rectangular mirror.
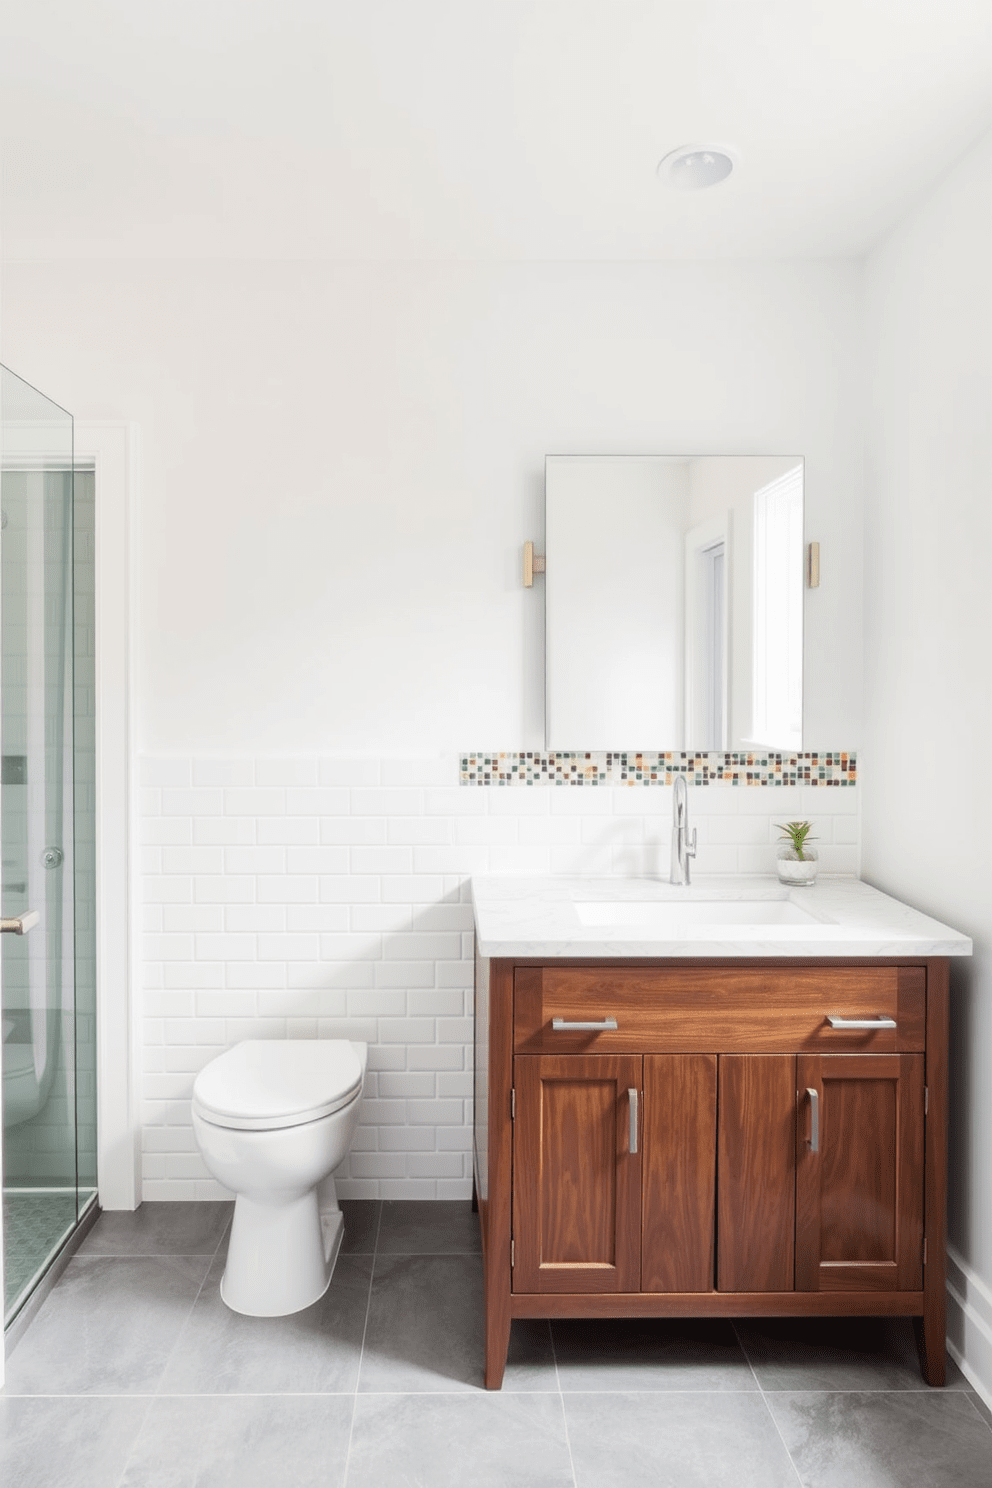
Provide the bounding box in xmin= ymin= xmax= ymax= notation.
xmin=545 ymin=455 xmax=805 ymax=751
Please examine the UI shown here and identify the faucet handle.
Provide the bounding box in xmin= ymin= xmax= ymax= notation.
xmin=686 ymin=827 xmax=697 ymax=860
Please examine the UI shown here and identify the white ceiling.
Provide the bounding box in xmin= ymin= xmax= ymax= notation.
xmin=3 ymin=0 xmax=992 ymax=262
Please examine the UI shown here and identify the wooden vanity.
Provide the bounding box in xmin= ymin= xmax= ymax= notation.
xmin=471 ymin=880 xmax=967 ymax=1391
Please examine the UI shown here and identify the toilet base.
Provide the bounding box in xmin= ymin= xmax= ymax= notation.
xmin=220 ymin=1189 xmax=345 ymax=1318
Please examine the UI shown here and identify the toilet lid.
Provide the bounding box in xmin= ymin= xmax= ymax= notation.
xmin=192 ymin=1040 xmax=365 ymax=1131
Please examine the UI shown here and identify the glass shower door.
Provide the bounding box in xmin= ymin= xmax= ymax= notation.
xmin=1 ymin=366 xmax=95 ymax=1326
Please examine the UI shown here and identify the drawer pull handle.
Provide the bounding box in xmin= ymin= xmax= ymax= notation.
xmin=628 ymin=1088 xmax=638 ymax=1154
xmin=806 ymin=1087 xmax=819 ymax=1152
xmin=826 ymin=1015 xmax=897 ymax=1029
xmin=551 ymin=1017 xmax=618 ymax=1032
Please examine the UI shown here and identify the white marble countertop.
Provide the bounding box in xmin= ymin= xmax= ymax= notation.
xmin=471 ymin=875 xmax=973 ymax=960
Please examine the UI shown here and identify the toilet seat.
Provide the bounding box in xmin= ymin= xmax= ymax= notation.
xmin=192 ymin=1039 xmax=364 ymax=1131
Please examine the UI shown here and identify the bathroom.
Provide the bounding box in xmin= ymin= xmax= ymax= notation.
xmin=1 ymin=3 xmax=991 ymax=1484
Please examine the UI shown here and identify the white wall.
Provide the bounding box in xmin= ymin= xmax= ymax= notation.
xmin=2 ymin=259 xmax=864 ymax=755
xmin=863 ymin=125 xmax=992 ymax=1403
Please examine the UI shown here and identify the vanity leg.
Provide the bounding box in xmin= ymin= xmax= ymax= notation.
xmin=471 ymin=1178 xmax=478 ymax=1214
xmin=484 ymin=1289 xmax=511 ymax=1390
xmin=915 ymin=1310 xmax=946 ymax=1387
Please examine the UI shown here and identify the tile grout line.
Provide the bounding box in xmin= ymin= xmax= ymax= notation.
xmin=339 ymin=1201 xmax=383 ymax=1487
xmin=552 ymin=1387 xmax=774 ymax=1396
xmin=1 ymin=1388 xmax=564 ymax=1399
xmin=731 ymin=1322 xmax=808 ymax=1488
xmin=0 ymin=1387 xmax=774 ymax=1400
xmin=730 ymin=1319 xmax=765 ymax=1395
xmin=547 ymin=1320 xmax=579 ymax=1488
xmin=962 ymin=1391 xmax=992 ymax=1438
xmin=757 ymin=1392 xmax=809 ymax=1488
xmin=212 ymin=1210 xmax=234 ymax=1259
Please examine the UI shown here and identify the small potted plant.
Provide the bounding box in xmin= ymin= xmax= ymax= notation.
xmin=776 ymin=820 xmax=818 ymax=886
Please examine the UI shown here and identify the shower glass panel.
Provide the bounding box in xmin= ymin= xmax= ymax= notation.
xmin=1 ymin=366 xmax=97 ymax=1327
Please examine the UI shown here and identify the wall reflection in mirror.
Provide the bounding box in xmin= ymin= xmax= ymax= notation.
xmin=545 ymin=456 xmax=804 ymax=752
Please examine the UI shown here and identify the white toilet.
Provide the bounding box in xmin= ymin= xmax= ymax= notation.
xmin=191 ymin=1038 xmax=367 ymax=1317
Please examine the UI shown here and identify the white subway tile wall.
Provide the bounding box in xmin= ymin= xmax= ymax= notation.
xmin=138 ymin=755 xmax=861 ymax=1200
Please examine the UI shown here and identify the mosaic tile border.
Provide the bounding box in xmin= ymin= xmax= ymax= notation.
xmin=460 ymin=752 xmax=857 ymax=787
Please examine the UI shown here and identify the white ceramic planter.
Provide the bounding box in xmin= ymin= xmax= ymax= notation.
xmin=776 ymin=847 xmax=818 ymax=886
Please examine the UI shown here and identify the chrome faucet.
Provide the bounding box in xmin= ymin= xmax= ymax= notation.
xmin=670 ymin=775 xmax=697 ymax=885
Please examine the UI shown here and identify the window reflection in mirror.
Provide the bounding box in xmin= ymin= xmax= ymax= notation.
xmin=545 ymin=455 xmax=804 ymax=752
xmin=751 ymin=465 xmax=803 ymax=750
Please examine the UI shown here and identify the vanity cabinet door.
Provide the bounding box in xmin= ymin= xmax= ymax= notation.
xmin=641 ymin=1055 xmax=717 ymax=1292
xmin=795 ymin=1053 xmax=925 ymax=1293
xmin=512 ymin=1054 xmax=641 ymax=1294
xmin=717 ymin=1055 xmax=797 ymax=1292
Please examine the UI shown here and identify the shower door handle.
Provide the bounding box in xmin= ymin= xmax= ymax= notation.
xmin=0 ymin=910 xmax=40 ymax=935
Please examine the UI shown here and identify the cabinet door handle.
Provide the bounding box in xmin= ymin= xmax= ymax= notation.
xmin=826 ymin=1015 xmax=897 ymax=1029
xmin=551 ymin=1017 xmax=618 ymax=1032
xmin=628 ymin=1088 xmax=638 ymax=1154
xmin=806 ymin=1087 xmax=819 ymax=1153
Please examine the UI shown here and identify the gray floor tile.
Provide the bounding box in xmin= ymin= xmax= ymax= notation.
xmin=566 ymin=1391 xmax=799 ymax=1487
xmin=347 ymin=1392 xmax=574 ymax=1487
xmin=767 ymin=1389 xmax=992 ymax=1488
xmin=735 ymin=1315 xmax=968 ymax=1392
xmin=552 ymin=1316 xmax=759 ymax=1392
xmin=375 ymin=1198 xmax=481 ymax=1254
xmin=0 ymin=1396 xmax=151 ymax=1488
xmin=358 ymin=1252 xmax=486 ymax=1392
xmin=119 ymin=1394 xmax=354 ymax=1488
xmin=339 ymin=1198 xmax=381 ymax=1254
xmin=358 ymin=1252 xmax=556 ymax=1394
xmin=505 ymin=1319 xmax=561 ymax=1392
xmin=158 ymin=1249 xmax=373 ymax=1394
xmin=3 ymin=1254 xmax=211 ymax=1395
xmin=77 ymin=1200 xmax=233 ymax=1256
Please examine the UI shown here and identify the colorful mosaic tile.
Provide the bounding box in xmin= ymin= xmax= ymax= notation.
xmin=459 ymin=751 xmax=857 ymax=787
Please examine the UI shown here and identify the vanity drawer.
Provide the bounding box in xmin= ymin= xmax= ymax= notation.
xmin=513 ymin=965 xmax=926 ymax=1054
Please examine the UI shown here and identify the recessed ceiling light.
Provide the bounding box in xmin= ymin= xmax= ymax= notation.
xmin=657 ymin=144 xmax=738 ymax=191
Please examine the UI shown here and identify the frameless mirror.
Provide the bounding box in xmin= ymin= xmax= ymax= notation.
xmin=545 ymin=455 xmax=804 ymax=751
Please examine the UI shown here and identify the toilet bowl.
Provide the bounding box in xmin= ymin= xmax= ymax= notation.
xmin=191 ymin=1038 xmax=367 ymax=1317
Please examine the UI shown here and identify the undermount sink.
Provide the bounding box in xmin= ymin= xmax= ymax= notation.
xmin=573 ymin=898 xmax=825 ymax=928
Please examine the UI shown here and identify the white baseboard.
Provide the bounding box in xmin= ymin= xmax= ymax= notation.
xmin=946 ymin=1244 xmax=992 ymax=1413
